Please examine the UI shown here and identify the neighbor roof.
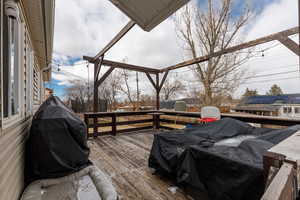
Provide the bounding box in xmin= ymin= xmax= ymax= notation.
xmin=234 ymin=105 xmax=279 ymax=112
xmin=243 ymin=94 xmax=300 ymax=105
xmin=109 ymin=0 xmax=190 ymax=31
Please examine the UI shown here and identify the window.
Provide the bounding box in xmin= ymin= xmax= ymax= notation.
xmin=295 ymin=107 xmax=300 ymax=114
xmin=3 ymin=1 xmax=20 ymax=119
xmin=283 ymin=107 xmax=292 ymax=114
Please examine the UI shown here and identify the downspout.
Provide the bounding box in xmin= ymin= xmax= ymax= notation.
xmin=42 ymin=63 xmax=52 ymax=72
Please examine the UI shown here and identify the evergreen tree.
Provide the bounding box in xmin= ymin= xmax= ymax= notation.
xmin=242 ymin=88 xmax=258 ymax=97
xmin=266 ymin=84 xmax=283 ymax=95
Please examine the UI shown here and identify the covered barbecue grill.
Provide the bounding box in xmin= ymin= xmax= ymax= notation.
xmin=149 ymin=118 xmax=300 ymax=200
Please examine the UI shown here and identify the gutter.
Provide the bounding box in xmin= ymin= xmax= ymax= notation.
xmin=41 ymin=0 xmax=55 ymax=81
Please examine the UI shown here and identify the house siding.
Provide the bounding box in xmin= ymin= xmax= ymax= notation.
xmin=0 ymin=119 xmax=30 ymax=200
xmin=0 ymin=1 xmax=46 ymax=200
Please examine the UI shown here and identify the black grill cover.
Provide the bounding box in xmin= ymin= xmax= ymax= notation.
xmin=25 ymin=96 xmax=91 ymax=184
xmin=148 ymin=118 xmax=300 ymax=200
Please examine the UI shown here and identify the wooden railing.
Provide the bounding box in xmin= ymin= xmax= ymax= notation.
xmin=262 ymin=131 xmax=300 ymax=200
xmin=262 ymin=162 xmax=297 ymax=200
xmin=84 ymin=110 xmax=300 ymax=137
xmin=84 ymin=111 xmax=156 ymax=137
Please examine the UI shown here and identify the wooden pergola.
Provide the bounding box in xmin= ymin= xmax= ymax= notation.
xmin=84 ymin=3 xmax=300 ymax=113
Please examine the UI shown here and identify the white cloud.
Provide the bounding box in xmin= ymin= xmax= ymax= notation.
xmin=52 ymin=0 xmax=186 ymax=96
xmin=53 ymin=0 xmax=183 ymax=67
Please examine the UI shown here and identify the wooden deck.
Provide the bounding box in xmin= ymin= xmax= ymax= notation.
xmin=88 ymin=130 xmax=191 ymax=200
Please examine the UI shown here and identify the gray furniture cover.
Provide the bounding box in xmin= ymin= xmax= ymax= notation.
xmin=21 ymin=166 xmax=117 ymax=200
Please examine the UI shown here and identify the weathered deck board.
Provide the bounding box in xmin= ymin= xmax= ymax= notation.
xmin=88 ymin=131 xmax=190 ymax=200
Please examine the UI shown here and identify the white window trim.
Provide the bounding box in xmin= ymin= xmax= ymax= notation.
xmin=1 ymin=0 xmax=24 ymax=130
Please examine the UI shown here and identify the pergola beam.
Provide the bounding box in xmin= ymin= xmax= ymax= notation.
xmin=95 ymin=56 xmax=104 ymax=81
xmin=161 ymin=27 xmax=299 ymax=72
xmin=96 ymin=67 xmax=115 ymax=87
xmin=145 ymin=72 xmax=157 ymax=89
xmin=158 ymin=70 xmax=169 ymax=92
xmin=92 ymin=20 xmax=136 ymax=62
xmin=83 ymin=56 xmax=160 ymax=74
xmin=277 ymin=36 xmax=300 ymax=56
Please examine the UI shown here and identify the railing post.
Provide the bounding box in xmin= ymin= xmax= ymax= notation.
xmin=112 ymin=114 xmax=117 ymax=136
xmin=151 ymin=113 xmax=160 ymax=130
xmin=84 ymin=114 xmax=90 ymax=138
xmin=93 ymin=116 xmax=98 ymax=138
xmin=156 ymin=114 xmax=160 ymax=129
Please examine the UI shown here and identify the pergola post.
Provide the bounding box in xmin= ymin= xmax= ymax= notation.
xmin=156 ymin=73 xmax=160 ymax=110
xmin=145 ymin=71 xmax=169 ymax=110
xmin=93 ymin=60 xmax=100 ymax=112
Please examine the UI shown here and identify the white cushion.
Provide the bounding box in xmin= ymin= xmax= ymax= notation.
xmin=21 ymin=166 xmax=117 ymax=200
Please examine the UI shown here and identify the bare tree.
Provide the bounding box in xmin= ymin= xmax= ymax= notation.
xmin=64 ymin=80 xmax=91 ymax=112
xmin=161 ymin=78 xmax=185 ymax=100
xmin=175 ymin=0 xmax=253 ymax=106
xmin=242 ymin=88 xmax=258 ymax=98
xmin=119 ymin=58 xmax=141 ymax=110
xmin=98 ymin=70 xmax=122 ymax=111
xmin=120 ymin=69 xmax=135 ymax=107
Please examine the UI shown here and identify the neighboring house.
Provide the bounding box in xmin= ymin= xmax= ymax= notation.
xmin=160 ymin=98 xmax=200 ymax=111
xmin=45 ymin=87 xmax=54 ymax=100
xmin=233 ymin=94 xmax=300 ymax=118
xmin=0 ymin=1 xmax=55 ymax=200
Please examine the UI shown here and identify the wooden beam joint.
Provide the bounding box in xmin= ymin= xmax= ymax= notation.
xmin=96 ymin=67 xmax=115 ymax=87
xmin=95 ymin=56 xmax=104 ymax=81
xmin=83 ymin=56 xmax=160 ymax=74
xmin=277 ymin=36 xmax=300 ymax=56
xmin=158 ymin=70 xmax=169 ymax=92
xmin=145 ymin=72 xmax=157 ymax=90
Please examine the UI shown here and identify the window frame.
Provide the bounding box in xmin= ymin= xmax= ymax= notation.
xmin=25 ymin=44 xmax=33 ymax=116
xmin=287 ymin=107 xmax=292 ymax=114
xmin=2 ymin=0 xmax=24 ymax=129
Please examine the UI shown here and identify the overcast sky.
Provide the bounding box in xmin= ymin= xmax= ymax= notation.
xmin=47 ymin=0 xmax=299 ymax=99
